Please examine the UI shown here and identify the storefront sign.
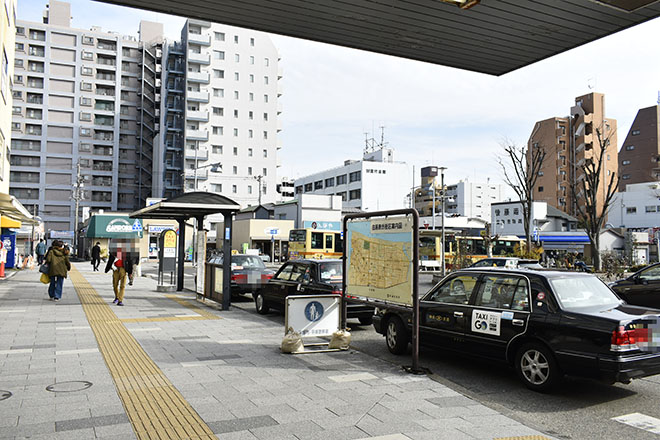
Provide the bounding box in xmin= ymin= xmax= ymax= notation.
xmin=50 ymin=230 xmax=74 ymax=238
xmin=149 ymin=225 xmax=172 ymax=234
xmin=303 ymin=221 xmax=340 ymax=231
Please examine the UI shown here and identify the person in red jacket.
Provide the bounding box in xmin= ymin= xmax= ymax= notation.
xmin=105 ymin=252 xmax=127 ymax=306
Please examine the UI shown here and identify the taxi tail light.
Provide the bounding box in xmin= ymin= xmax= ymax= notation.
xmin=331 ymin=287 xmax=342 ymax=296
xmin=611 ymin=325 xmax=642 ymax=352
xmin=231 ymin=273 xmax=247 ymax=283
xmin=261 ymin=273 xmax=273 ymax=281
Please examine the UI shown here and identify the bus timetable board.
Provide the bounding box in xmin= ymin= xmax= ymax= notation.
xmin=345 ymin=216 xmax=414 ymax=307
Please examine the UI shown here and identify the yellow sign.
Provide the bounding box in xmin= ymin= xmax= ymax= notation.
xmin=163 ymin=230 xmax=177 ymax=248
xmin=346 ymin=216 xmax=414 ymax=306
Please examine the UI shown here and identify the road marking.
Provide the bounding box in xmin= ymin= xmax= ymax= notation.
xmin=69 ymin=267 xmax=215 ymax=440
xmin=0 ymin=309 xmax=26 ymax=313
xmin=357 ymin=435 xmax=411 ymax=440
xmin=0 ymin=349 xmax=32 ymax=355
xmin=612 ymin=412 xmax=660 ymax=434
xmin=56 ymin=326 xmax=91 ymax=330
xmin=181 ymin=360 xmax=227 ymax=368
xmin=55 ymin=348 xmax=99 ymax=355
xmin=128 ymin=327 xmax=162 ymax=332
xmin=329 ymin=372 xmax=378 ymax=383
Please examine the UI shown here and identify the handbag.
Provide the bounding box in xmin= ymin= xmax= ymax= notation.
xmin=40 ymin=273 xmax=50 ymax=284
xmin=39 ymin=263 xmax=50 ymax=275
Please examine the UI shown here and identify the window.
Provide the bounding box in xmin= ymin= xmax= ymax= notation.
xmin=494 ymin=209 xmax=500 ymax=216
xmin=248 ymin=129 xmax=253 ymax=138
xmin=213 ymin=88 xmax=224 ymax=97
xmin=248 ymin=185 xmax=252 ymax=194
xmin=212 ymin=107 xmax=223 ymax=116
xmin=248 ymin=111 xmax=253 ymax=120
xmin=626 ymin=207 xmax=637 ymax=214
xmin=80 ymin=127 xmax=91 ymax=137
xmin=336 ymin=174 xmax=347 ymax=185
xmin=212 ymin=145 xmax=222 ymax=154
xmin=81 ymin=50 xmax=93 ymax=60
xmin=234 ymin=54 xmax=239 ymax=62
xmin=249 ymin=92 xmax=254 ymax=102
xmin=234 ymin=35 xmax=239 ymax=43
xmin=232 ymin=166 xmax=237 ymax=175
xmin=80 ymin=82 xmax=92 ymax=91
xmin=250 ymin=55 xmax=254 ymax=65
xmin=263 ymin=149 xmax=268 ymax=158
xmin=247 ymin=167 xmax=252 ymax=176
xmin=233 ymin=109 xmax=239 ymax=118
xmin=212 ymin=126 xmax=223 ymax=135
xmin=213 ymin=50 xmax=225 ymax=60
xmin=213 ymin=69 xmax=224 ymax=78
xmin=622 ymin=174 xmax=631 ymax=180
xmin=646 ymin=206 xmax=657 ymax=213
xmin=80 ymin=97 xmax=92 ymax=106
xmin=263 ymin=131 xmax=268 ymax=139
xmin=349 ymin=189 xmax=361 ymax=200
xmin=262 ymin=168 xmax=267 ymax=176
xmin=336 ymin=192 xmax=347 ymax=201
xmin=263 ymin=113 xmax=268 ymax=121
xmin=232 ymin=184 xmax=237 ymax=193
xmin=234 ymin=91 xmax=239 ymax=99
xmin=233 ymin=128 xmax=238 ymax=137
xmin=81 ymin=66 xmax=93 ymax=76
xmin=474 ymin=275 xmax=529 ymax=311
xmin=248 ymin=148 xmax=253 ymax=157
xmin=250 ymin=37 xmax=255 ymax=46
xmin=303 ymin=183 xmax=313 ymax=192
xmin=538 ymin=186 xmax=544 ymax=193
xmin=632 ymin=129 xmax=640 ymax=136
xmin=622 ymin=160 xmax=630 ymax=165
xmin=264 ymin=58 xmax=270 ymax=67
xmin=314 ymin=180 xmax=323 ymax=190
xmin=325 ymin=177 xmax=334 ymax=187
xmin=11 ymin=122 xmax=21 ymax=131
xmin=264 ymin=76 xmax=269 ymax=85
xmin=234 ymin=72 xmax=239 ymax=81
xmin=264 ymin=94 xmax=269 ymax=103
xmin=13 ymin=74 xmax=22 ymax=84
xmin=233 ymin=146 xmax=238 ymax=156
xmin=513 ymin=208 xmax=519 ymax=215
xmin=626 ymin=145 xmax=635 ymax=151
xmin=83 ymin=35 xmax=94 ymax=45
xmin=16 ymin=26 xmax=24 ymax=35
xmin=79 ymin=112 xmax=91 ymax=121
xmin=504 ymin=209 xmax=510 ymax=215
xmin=214 ymin=32 xmax=225 ymax=41
xmin=249 ymin=74 xmax=254 ymax=83
xmin=349 ymin=171 xmax=361 ymax=182
xmin=12 ymin=106 xmax=21 ymax=115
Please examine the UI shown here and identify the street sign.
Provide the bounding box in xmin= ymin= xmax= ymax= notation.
xmin=285 ymin=295 xmax=340 ymax=338
xmin=264 ymin=227 xmax=280 ymax=236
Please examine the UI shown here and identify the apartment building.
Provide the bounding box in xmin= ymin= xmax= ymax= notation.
xmin=618 ymin=105 xmax=660 ymax=186
xmin=294 ymin=147 xmax=410 ymax=212
xmin=1 ymin=0 xmax=17 ymax=196
xmin=175 ymin=19 xmax=282 ymax=207
xmin=609 ymin=181 xmax=660 ymax=229
xmin=529 ymin=92 xmax=618 ymax=217
xmin=10 ymin=0 xmax=163 ymax=237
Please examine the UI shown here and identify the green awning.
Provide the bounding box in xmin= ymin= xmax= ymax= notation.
xmin=85 ymin=215 xmax=143 ymax=239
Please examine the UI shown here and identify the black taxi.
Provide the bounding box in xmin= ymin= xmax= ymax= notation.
xmin=373 ymin=268 xmax=660 ymax=391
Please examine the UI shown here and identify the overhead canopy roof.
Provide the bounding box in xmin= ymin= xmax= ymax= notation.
xmin=0 ymin=193 xmax=39 ymax=226
xmin=129 ymin=191 xmax=241 ymax=220
xmin=99 ymin=0 xmax=660 ymax=75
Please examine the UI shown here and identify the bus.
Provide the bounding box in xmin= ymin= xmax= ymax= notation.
xmin=288 ymin=229 xmax=343 ymax=260
xmin=419 ymin=230 xmax=524 ymax=269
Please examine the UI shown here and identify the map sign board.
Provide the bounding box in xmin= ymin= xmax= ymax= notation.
xmin=346 ymin=215 xmax=414 ymax=306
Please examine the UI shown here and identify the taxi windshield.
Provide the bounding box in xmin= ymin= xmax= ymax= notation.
xmin=549 ymin=275 xmax=622 ymax=311
xmin=319 ymin=262 xmax=342 ymax=283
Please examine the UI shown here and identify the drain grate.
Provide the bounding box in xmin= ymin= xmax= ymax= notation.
xmin=0 ymin=390 xmax=12 ymax=401
xmin=46 ymin=381 xmax=93 ymax=393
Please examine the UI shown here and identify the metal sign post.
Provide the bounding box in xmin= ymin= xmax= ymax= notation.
xmin=342 ymin=209 xmax=421 ymax=373
xmin=157 ymin=229 xmax=177 ymax=291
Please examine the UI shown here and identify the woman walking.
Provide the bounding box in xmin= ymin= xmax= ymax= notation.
xmin=46 ymin=240 xmax=71 ymax=301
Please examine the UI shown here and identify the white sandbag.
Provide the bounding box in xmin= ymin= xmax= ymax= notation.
xmin=281 ymin=327 xmax=304 ymax=353
xmin=328 ymin=329 xmax=351 ymax=350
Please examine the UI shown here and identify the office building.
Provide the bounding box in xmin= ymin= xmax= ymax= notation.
xmin=293 ymin=146 xmax=410 ymax=212
xmin=1 ymin=0 xmax=17 ymax=196
xmin=609 ymin=181 xmax=660 ymax=229
xmin=618 ymin=105 xmax=660 ymax=186
xmin=10 ymin=0 xmax=163 ymax=238
xmin=529 ymin=92 xmax=618 ymax=217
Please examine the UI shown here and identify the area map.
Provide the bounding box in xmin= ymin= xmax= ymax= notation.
xmin=346 ymin=217 xmax=414 ymax=306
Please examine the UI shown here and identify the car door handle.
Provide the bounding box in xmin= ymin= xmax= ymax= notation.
xmin=512 ymin=319 xmax=524 ymax=326
xmin=454 ymin=312 xmax=463 ymax=318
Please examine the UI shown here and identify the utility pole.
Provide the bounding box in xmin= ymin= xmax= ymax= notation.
xmin=255 ymin=175 xmax=263 ymax=205
xmin=72 ymin=160 xmax=84 ymax=257
xmin=439 ymin=167 xmax=447 ymax=276
xmin=30 ymin=204 xmax=37 ymax=256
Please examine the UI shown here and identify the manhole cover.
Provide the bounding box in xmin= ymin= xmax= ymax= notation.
xmin=0 ymin=390 xmax=12 ymax=401
xmin=46 ymin=381 xmax=93 ymax=393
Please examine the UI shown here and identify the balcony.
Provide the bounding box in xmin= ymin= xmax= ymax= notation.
xmin=187 ymin=51 xmax=210 ymax=65
xmin=186 ymin=90 xmax=209 ymax=103
xmin=185 ymin=148 xmax=208 ymax=161
xmin=188 ymin=33 xmax=211 ymax=46
xmin=186 ymin=109 xmax=209 ymax=122
xmin=185 ymin=129 xmax=208 ymax=141
xmin=184 ymin=169 xmax=208 ymax=180
xmin=187 ymin=71 xmax=210 ymax=83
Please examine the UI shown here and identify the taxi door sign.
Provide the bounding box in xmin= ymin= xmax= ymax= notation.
xmin=471 ymin=310 xmax=501 ymax=336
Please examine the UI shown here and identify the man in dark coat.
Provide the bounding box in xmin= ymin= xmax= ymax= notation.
xmin=46 ymin=240 xmax=71 ymax=301
xmin=91 ymin=242 xmax=101 ymax=271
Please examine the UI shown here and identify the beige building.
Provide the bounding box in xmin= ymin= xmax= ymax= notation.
xmin=529 ymin=92 xmax=618 ymax=217
xmin=618 ymin=105 xmax=660 ymax=186
xmin=1 ymin=0 xmax=17 ymax=195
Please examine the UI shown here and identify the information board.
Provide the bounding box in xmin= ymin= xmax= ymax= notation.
xmin=346 ymin=216 xmax=414 ymax=306
xmin=285 ymin=295 xmax=340 ymax=338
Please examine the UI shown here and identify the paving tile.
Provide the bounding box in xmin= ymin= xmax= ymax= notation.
xmin=208 ymin=415 xmax=279 ymax=434
xmin=55 ymin=413 xmax=129 ymax=432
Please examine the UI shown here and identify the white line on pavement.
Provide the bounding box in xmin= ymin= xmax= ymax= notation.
xmin=357 ymin=435 xmax=411 ymax=440
xmin=0 ymin=349 xmax=33 ymax=355
xmin=329 ymin=372 xmax=378 ymax=383
xmin=612 ymin=412 xmax=660 ymax=434
xmin=55 ymin=348 xmax=100 ymax=355
xmin=181 ymin=360 xmax=227 ymax=368
xmin=56 ymin=326 xmax=91 ymax=330
xmin=0 ymin=309 xmax=26 ymax=313
xmin=128 ymin=328 xmax=162 ymax=332
xmin=174 ymin=314 xmax=200 ymax=318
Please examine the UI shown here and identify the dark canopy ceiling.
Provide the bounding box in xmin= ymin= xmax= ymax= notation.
xmin=98 ymin=0 xmax=660 ymax=75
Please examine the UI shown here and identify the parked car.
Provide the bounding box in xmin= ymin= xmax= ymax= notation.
xmin=470 ymin=257 xmax=543 ymax=269
xmin=254 ymin=259 xmax=374 ymax=325
xmin=373 ymin=267 xmax=660 ymax=391
xmin=610 ymin=262 xmax=660 ymax=309
xmin=208 ymin=254 xmax=275 ymax=296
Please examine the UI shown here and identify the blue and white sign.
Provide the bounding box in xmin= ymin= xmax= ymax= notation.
xmin=132 ymin=219 xmax=143 ymax=232
xmin=264 ymin=227 xmax=280 ymax=236
xmin=303 ymin=221 xmax=341 ymax=231
xmin=149 ymin=225 xmax=172 ymax=234
xmin=285 ymin=295 xmax=340 ymax=338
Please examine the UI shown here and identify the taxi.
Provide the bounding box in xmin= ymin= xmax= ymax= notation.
xmin=373 ymin=268 xmax=660 ymax=391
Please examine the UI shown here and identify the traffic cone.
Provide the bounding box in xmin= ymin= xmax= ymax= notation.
xmin=0 ymin=262 xmax=5 ymax=278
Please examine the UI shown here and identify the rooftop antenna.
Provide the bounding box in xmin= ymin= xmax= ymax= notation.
xmin=587 ymin=76 xmax=596 ymax=90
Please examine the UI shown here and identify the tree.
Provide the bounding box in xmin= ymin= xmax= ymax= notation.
xmin=497 ymin=140 xmax=546 ymax=253
xmin=571 ymin=126 xmax=619 ymax=271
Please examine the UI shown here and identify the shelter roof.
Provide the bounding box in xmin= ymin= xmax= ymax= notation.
xmin=0 ymin=193 xmax=39 ymax=225
xmin=129 ymin=192 xmax=241 ymax=220
xmin=101 ymin=0 xmax=660 ymax=75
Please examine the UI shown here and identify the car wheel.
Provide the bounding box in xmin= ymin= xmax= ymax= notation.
xmin=385 ymin=316 xmax=408 ymax=355
xmin=515 ymin=343 xmax=560 ymax=392
xmin=254 ymin=293 xmax=269 ymax=315
xmin=358 ymin=316 xmax=373 ymax=326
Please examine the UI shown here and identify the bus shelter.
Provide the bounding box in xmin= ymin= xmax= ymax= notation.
xmin=129 ymin=192 xmax=240 ymax=308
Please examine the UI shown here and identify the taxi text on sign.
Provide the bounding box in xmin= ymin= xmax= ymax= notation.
xmin=346 ymin=215 xmax=414 ymax=306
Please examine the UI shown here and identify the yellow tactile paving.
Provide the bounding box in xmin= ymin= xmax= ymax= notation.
xmin=69 ymin=267 xmax=216 ymax=440
xmin=494 ymin=436 xmax=553 ymax=440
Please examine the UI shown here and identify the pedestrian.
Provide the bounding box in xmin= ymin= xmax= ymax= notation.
xmin=91 ymin=242 xmax=101 ymax=271
xmin=45 ymin=240 xmax=71 ymax=301
xmin=126 ymin=254 xmax=139 ymax=286
xmin=105 ymin=252 xmax=126 ymax=306
xmin=35 ymin=239 xmax=46 ymax=265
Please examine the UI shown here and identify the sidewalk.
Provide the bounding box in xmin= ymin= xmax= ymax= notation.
xmin=0 ymin=263 xmax=554 ymax=440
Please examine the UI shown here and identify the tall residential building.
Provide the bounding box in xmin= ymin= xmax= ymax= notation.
xmin=294 ymin=147 xmax=410 ymax=212
xmin=10 ymin=0 xmax=163 ymax=237
xmin=172 ymin=19 xmax=282 ymax=207
xmin=1 ymin=0 xmax=17 ymax=195
xmin=618 ymin=105 xmax=660 ymax=186
xmin=530 ymin=92 xmax=618 ymax=217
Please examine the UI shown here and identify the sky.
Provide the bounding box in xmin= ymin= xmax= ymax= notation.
xmin=17 ymin=0 xmax=660 ymax=193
